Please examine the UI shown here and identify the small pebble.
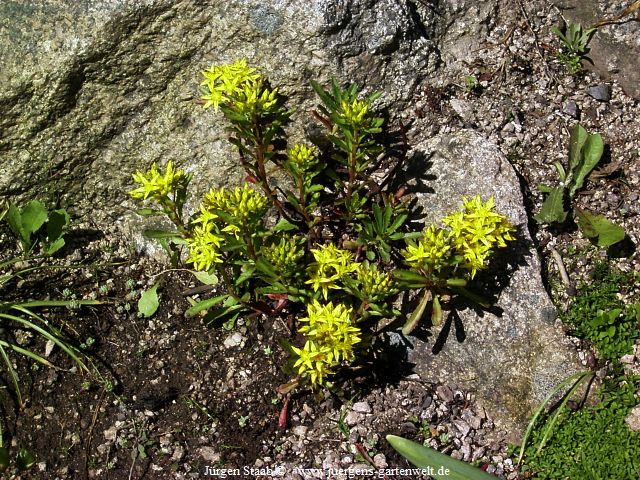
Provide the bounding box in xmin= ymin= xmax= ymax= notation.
xmin=587 ymin=84 xmax=612 ymax=102
xmin=352 ymin=401 xmax=371 ymax=413
xmin=563 ymin=99 xmax=580 ymax=118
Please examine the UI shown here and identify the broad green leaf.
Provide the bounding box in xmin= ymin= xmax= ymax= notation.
xmin=569 ymin=132 xmax=603 ymax=198
xmin=205 ymin=304 xmax=244 ymax=325
xmin=389 ymin=212 xmax=408 ymax=233
xmin=273 ymin=218 xmax=298 ymax=232
xmin=6 ymin=203 xmax=28 ymax=248
xmin=192 ymin=270 xmax=219 ymax=285
xmin=568 ymin=123 xmax=588 ymax=173
xmin=373 ymin=203 xmax=384 ymax=231
xmin=535 ymin=187 xmax=567 ymax=224
xmin=20 ymin=200 xmax=48 ymax=238
xmin=138 ymin=283 xmax=160 ymax=318
xmin=255 ymin=257 xmax=278 ymax=279
xmin=45 ymin=208 xmax=70 ymax=246
xmin=575 ymin=208 xmax=625 ymax=248
xmin=235 ymin=264 xmax=256 ymax=286
xmin=43 ymin=237 xmax=65 ymax=256
xmin=386 ymin=435 xmax=496 ymax=480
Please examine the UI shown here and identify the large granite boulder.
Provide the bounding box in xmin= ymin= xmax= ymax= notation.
xmin=402 ymin=129 xmax=581 ymax=442
xmin=0 ymin=0 xmax=437 ymax=225
xmin=0 ymin=0 xmax=580 ymax=441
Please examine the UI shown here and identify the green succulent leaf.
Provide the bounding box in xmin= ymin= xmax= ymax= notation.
xmin=402 ymin=289 xmax=432 ymax=335
xmin=431 ymin=294 xmax=443 ymax=327
xmin=185 ymin=294 xmax=230 ymax=317
xmin=393 ymin=269 xmax=431 ymax=288
xmin=142 ymin=229 xmax=183 ymax=240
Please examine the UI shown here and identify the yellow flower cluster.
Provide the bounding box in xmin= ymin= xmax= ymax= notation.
xmin=200 ymin=59 xmax=261 ymax=111
xmin=402 ymin=225 xmax=451 ymax=272
xmin=357 ymin=263 xmax=394 ymax=302
xmin=306 ymin=244 xmax=360 ymax=299
xmin=443 ymin=196 xmax=515 ymax=278
xmin=186 ymin=222 xmax=224 ymax=272
xmin=287 ymin=144 xmax=319 ymax=172
xmin=200 ymin=59 xmax=278 ymax=116
xmin=233 ymin=81 xmax=278 ymax=117
xmin=292 ymin=300 xmax=361 ymax=385
xmin=129 ymin=161 xmax=190 ymax=201
xmin=185 ymin=183 xmax=269 ymax=271
xmin=261 ymin=236 xmax=304 ymax=279
xmin=203 ymin=183 xmax=269 ymax=235
xmin=339 ymin=99 xmax=370 ymax=126
xmin=402 ymin=196 xmax=515 ymax=279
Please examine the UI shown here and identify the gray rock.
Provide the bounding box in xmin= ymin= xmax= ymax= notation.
xmin=198 ymin=446 xmax=220 ymax=464
xmin=344 ymin=411 xmax=360 ymax=427
xmin=563 ymin=99 xmax=580 ymax=118
xmin=292 ymin=425 xmax=309 ymax=437
xmin=404 ymin=129 xmax=581 ymax=443
xmin=453 ymin=419 xmax=471 ymax=437
xmin=103 ymin=426 xmax=117 ymax=441
xmin=436 ymin=385 xmax=455 ymax=403
xmin=373 ymin=453 xmax=388 ymax=469
xmin=223 ymin=332 xmax=244 ymax=349
xmin=450 ymin=98 xmax=476 ymax=124
xmin=352 ymin=401 xmax=372 ymax=413
xmin=587 ymin=84 xmax=612 ymax=102
xmin=626 ymin=405 xmax=640 ymax=432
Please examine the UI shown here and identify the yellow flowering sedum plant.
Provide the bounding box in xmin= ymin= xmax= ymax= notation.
xmin=396 ymin=196 xmax=515 ymax=334
xmin=128 ymin=59 xmax=516 ymax=392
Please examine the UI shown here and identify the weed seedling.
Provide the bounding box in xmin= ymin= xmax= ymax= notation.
xmin=552 ymin=22 xmax=596 ymax=74
xmin=238 ymin=415 xmax=249 ymax=428
xmin=536 ymin=123 xmax=625 ymax=248
xmin=335 ymin=406 xmax=350 ymax=438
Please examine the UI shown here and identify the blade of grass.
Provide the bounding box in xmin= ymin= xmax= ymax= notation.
xmin=0 ymin=343 xmax=23 ymax=408
xmin=517 ymin=370 xmax=594 ymax=465
xmin=1 ymin=311 xmax=87 ymax=371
